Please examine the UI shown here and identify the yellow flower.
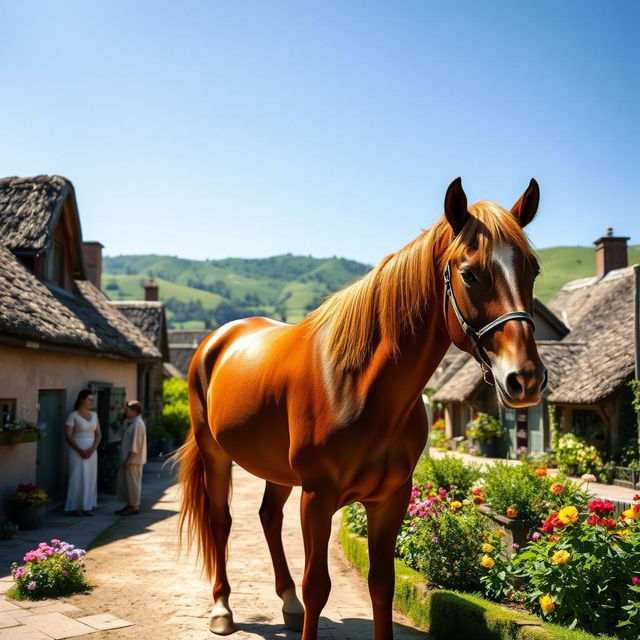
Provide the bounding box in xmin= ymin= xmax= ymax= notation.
xmin=622 ymin=508 xmax=639 ymax=521
xmin=481 ymin=543 xmax=495 ymax=553
xmin=551 ymin=550 xmax=570 ymax=565
xmin=616 ymin=529 xmax=631 ymax=538
xmin=450 ymin=501 xmax=462 ymax=510
xmin=495 ymin=529 xmax=506 ymax=538
xmin=557 ymin=506 xmax=578 ymax=525
xmin=540 ymin=593 xmax=555 ymax=613
xmin=480 ymin=555 xmax=495 ymax=568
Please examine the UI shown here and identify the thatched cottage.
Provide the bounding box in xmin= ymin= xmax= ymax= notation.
xmin=432 ymin=230 xmax=638 ymax=459
xmin=0 ymin=175 xmax=161 ymax=506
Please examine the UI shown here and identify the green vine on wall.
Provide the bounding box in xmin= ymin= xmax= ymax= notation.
xmin=548 ymin=403 xmax=559 ymax=451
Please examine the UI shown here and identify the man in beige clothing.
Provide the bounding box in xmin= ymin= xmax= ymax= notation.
xmin=115 ymin=400 xmax=147 ymax=516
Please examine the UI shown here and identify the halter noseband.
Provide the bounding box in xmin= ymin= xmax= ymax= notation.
xmin=443 ymin=263 xmax=535 ymax=376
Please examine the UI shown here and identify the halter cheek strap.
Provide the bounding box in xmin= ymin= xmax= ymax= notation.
xmin=443 ymin=263 xmax=535 ymax=372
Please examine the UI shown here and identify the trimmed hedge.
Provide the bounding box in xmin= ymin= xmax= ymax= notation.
xmin=339 ymin=517 xmax=618 ymax=640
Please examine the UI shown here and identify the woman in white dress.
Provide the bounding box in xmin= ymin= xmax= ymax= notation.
xmin=64 ymin=389 xmax=101 ymax=516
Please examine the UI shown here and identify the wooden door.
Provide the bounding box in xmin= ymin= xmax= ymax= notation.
xmin=36 ymin=390 xmax=65 ymax=501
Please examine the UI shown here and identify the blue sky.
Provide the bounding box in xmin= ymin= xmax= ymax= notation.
xmin=0 ymin=1 xmax=638 ymax=265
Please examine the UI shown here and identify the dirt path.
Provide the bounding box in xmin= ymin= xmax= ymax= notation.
xmin=64 ymin=463 xmax=428 ymax=639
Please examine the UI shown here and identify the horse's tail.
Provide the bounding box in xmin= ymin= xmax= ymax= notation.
xmin=170 ymin=334 xmax=223 ymax=582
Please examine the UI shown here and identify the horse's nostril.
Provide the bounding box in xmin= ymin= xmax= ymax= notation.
xmin=505 ymin=372 xmax=524 ymax=398
xmin=540 ymin=369 xmax=548 ymax=392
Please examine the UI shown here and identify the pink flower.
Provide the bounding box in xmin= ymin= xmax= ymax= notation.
xmin=531 ymin=532 xmax=542 ymax=541
xmin=438 ymin=488 xmax=447 ymax=498
xmin=512 ymin=543 xmax=520 ymax=550
xmin=50 ymin=538 xmax=60 ymax=546
xmin=633 ymin=577 xmax=640 ymax=586
xmin=62 ymin=570 xmax=69 ymax=577
xmin=27 ymin=581 xmax=36 ymax=591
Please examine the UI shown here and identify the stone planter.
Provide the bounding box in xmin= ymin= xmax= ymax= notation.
xmin=12 ymin=503 xmax=47 ymax=530
xmin=478 ymin=438 xmax=499 ymax=458
xmin=478 ymin=505 xmax=536 ymax=555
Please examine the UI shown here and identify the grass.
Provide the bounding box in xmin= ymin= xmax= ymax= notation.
xmin=339 ymin=514 xmax=619 ymax=640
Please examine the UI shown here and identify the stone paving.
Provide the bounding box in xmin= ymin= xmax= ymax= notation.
xmin=0 ymin=461 xmax=429 ymax=639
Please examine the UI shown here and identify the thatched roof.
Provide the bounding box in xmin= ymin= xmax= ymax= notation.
xmin=111 ymin=301 xmax=170 ymax=360
xmin=546 ymin=266 xmax=636 ymax=404
xmin=0 ymin=246 xmax=160 ymax=359
xmin=167 ymin=329 xmax=211 ymax=376
xmin=0 ymin=176 xmax=71 ymax=252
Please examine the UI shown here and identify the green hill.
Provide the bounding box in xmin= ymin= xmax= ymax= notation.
xmin=103 ymin=246 xmax=639 ymax=328
xmin=102 ymin=253 xmax=370 ymax=328
xmin=534 ymin=245 xmax=640 ymax=302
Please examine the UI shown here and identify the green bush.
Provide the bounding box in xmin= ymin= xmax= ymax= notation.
xmin=466 ymin=412 xmax=505 ymax=441
xmin=414 ymin=454 xmax=482 ymax=499
xmin=482 ymin=463 xmax=591 ymax=523
xmin=556 ymin=434 xmax=604 ymax=478
xmin=161 ymin=377 xmax=191 ymax=442
xmin=344 ymin=502 xmax=368 ymax=537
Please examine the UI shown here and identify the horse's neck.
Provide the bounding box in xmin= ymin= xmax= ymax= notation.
xmin=352 ymin=279 xmax=452 ymax=409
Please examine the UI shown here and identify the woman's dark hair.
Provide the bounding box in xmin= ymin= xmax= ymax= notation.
xmin=74 ymin=389 xmax=93 ymax=411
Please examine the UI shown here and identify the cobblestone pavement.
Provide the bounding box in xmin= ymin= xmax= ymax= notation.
xmin=1 ymin=461 xmax=429 ymax=639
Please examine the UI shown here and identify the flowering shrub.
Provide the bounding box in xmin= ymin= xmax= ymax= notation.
xmin=395 ymin=483 xmax=494 ymax=591
xmin=0 ymin=420 xmax=37 ymax=434
xmin=481 ymin=462 xmax=590 ymax=522
xmin=8 ymin=539 xmax=90 ymax=600
xmin=481 ymin=497 xmax=640 ymax=638
xmin=556 ymin=433 xmax=604 ymax=477
xmin=413 ymin=454 xmax=482 ymax=500
xmin=11 ymin=484 xmax=50 ymax=507
xmin=466 ymin=412 xmax=504 ymax=441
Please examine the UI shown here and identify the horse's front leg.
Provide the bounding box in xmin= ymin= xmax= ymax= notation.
xmin=300 ymin=487 xmax=337 ymax=640
xmin=364 ymin=480 xmax=412 ymax=640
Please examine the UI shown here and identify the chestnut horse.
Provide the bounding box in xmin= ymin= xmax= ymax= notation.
xmin=174 ymin=178 xmax=547 ymax=639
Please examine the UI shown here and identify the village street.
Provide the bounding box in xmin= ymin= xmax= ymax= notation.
xmin=0 ymin=461 xmax=427 ymax=640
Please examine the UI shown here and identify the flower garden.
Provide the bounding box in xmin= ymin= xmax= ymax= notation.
xmin=345 ymin=454 xmax=639 ymax=639
xmin=8 ymin=539 xmax=90 ymax=600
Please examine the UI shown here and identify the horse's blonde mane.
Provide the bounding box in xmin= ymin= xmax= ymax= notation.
xmin=303 ymin=201 xmax=536 ymax=371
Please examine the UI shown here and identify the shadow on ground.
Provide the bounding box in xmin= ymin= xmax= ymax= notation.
xmin=235 ymin=615 xmax=426 ymax=638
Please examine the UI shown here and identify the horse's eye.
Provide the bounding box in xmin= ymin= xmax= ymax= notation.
xmin=533 ymin=267 xmax=541 ymax=280
xmin=460 ymin=270 xmax=477 ymax=285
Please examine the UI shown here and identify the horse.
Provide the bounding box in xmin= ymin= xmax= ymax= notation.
xmin=173 ymin=177 xmax=547 ymax=640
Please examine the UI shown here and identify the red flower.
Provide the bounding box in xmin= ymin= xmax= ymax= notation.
xmin=541 ymin=513 xmax=565 ymax=533
xmin=601 ymin=517 xmax=617 ymax=530
xmin=633 ymin=577 xmax=640 ymax=586
xmin=473 ymin=496 xmax=485 ymax=505
xmin=588 ymin=500 xmax=615 ymax=514
xmin=587 ymin=515 xmax=600 ymax=526
xmin=472 ymin=488 xmax=483 ymax=496
xmin=633 ymin=494 xmax=640 ymax=502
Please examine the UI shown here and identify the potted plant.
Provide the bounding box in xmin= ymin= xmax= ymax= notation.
xmin=10 ymin=484 xmax=51 ymax=530
xmin=0 ymin=420 xmax=39 ymax=445
xmin=466 ymin=413 xmax=505 ymax=458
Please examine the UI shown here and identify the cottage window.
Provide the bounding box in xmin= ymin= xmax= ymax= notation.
xmin=1 ymin=398 xmax=17 ymax=424
xmin=45 ymin=241 xmax=64 ymax=286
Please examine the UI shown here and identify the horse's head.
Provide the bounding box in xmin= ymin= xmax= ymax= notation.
xmin=441 ymin=177 xmax=547 ymax=408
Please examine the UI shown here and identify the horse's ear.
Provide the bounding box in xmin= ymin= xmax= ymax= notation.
xmin=510 ymin=179 xmax=540 ymax=228
xmin=444 ymin=177 xmax=469 ymax=235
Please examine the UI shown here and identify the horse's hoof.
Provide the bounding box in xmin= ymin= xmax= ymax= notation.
xmin=209 ymin=614 xmax=236 ymax=635
xmin=282 ymin=610 xmax=304 ymax=631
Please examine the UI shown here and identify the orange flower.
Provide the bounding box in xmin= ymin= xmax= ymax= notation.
xmin=550 ymin=482 xmax=564 ymax=495
xmin=481 ymin=543 xmax=495 ymax=553
xmin=549 ymin=534 xmax=561 ymax=543
xmin=535 ymin=467 xmax=547 ymax=477
xmin=540 ymin=594 xmax=555 ymax=613
xmin=506 ymin=507 xmax=518 ymax=519
xmin=495 ymin=529 xmax=507 ymax=538
xmin=480 ymin=555 xmax=495 ymax=568
xmin=616 ymin=529 xmax=631 ymax=538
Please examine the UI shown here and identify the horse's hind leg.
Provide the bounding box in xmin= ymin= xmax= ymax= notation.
xmin=201 ymin=445 xmax=235 ymax=635
xmin=259 ymin=482 xmax=304 ymax=630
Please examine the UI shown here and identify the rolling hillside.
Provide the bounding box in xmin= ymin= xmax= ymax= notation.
xmin=103 ymin=246 xmax=639 ymax=328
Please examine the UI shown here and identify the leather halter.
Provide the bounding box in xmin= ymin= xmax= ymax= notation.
xmin=443 ymin=263 xmax=535 ymax=374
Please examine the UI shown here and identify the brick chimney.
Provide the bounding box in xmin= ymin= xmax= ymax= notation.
xmin=594 ymin=228 xmax=629 ymax=278
xmin=82 ymin=242 xmax=103 ymax=290
xmin=144 ymin=277 xmax=159 ymax=301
